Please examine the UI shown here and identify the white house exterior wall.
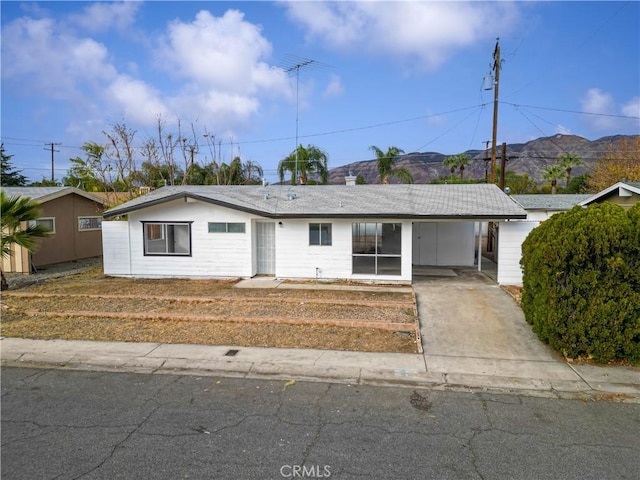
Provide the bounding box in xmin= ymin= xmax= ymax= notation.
xmin=102 ymin=221 xmax=131 ymax=275
xmin=497 ymin=221 xmax=539 ymax=285
xmin=127 ymin=199 xmax=258 ymax=278
xmin=274 ymin=219 xmax=413 ymax=282
xmin=103 ymin=199 xmax=414 ymax=282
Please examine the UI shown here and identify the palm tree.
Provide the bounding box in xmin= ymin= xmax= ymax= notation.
xmin=558 ymin=153 xmax=583 ymax=187
xmin=278 ymin=144 xmax=329 ymax=185
xmin=1 ymin=191 xmax=50 ymax=290
xmin=542 ymin=164 xmax=566 ymax=194
xmin=443 ymin=154 xmax=470 ymax=179
xmin=370 ymin=145 xmax=413 ymax=184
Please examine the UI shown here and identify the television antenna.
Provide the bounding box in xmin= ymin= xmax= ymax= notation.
xmin=277 ymin=55 xmax=330 ymax=184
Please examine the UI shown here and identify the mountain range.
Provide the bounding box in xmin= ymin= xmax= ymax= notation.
xmin=326 ymin=134 xmax=638 ymax=185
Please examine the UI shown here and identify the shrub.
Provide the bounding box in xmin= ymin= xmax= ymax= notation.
xmin=520 ymin=202 xmax=640 ymax=363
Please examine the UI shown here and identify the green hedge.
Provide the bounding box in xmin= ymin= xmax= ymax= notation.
xmin=520 ymin=202 xmax=640 ymax=363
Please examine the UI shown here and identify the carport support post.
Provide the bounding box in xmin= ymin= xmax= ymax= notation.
xmin=477 ymin=222 xmax=483 ymax=272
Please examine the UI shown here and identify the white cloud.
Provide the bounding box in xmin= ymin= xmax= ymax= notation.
xmin=323 ymin=74 xmax=344 ymax=98
xmin=2 ymin=7 xmax=292 ymax=142
xmin=106 ymin=75 xmax=169 ymax=125
xmin=1 ymin=16 xmax=116 ymax=97
xmin=69 ymin=1 xmax=140 ymax=33
xmin=622 ymin=97 xmax=640 ymax=119
xmin=159 ymin=10 xmax=285 ymax=94
xmin=555 ymin=124 xmax=572 ymax=135
xmin=153 ymin=9 xmax=291 ymax=132
xmin=282 ymin=2 xmax=520 ymax=69
xmin=581 ymin=88 xmax=619 ymax=131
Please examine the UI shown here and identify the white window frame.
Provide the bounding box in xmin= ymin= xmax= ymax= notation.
xmin=309 ymin=223 xmax=332 ymax=246
xmin=352 ymin=222 xmax=402 ymax=276
xmin=142 ymin=221 xmax=192 ymax=256
xmin=29 ymin=217 xmax=55 ymax=234
xmin=208 ymin=222 xmax=246 ymax=233
xmin=78 ymin=216 xmax=102 ymax=231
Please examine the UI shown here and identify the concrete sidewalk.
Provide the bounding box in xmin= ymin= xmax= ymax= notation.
xmin=2 ymin=337 xmax=639 ymax=402
xmin=2 ymin=267 xmax=638 ymax=401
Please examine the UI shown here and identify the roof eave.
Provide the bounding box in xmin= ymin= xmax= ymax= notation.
xmin=273 ymin=213 xmax=528 ymax=220
xmin=104 ymin=192 xmax=273 ymax=218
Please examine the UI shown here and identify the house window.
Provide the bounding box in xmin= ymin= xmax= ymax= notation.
xmin=78 ymin=216 xmax=102 ymax=231
xmin=208 ymin=222 xmax=246 ymax=233
xmin=352 ymin=222 xmax=401 ymax=275
xmin=309 ymin=223 xmax=332 ymax=246
xmin=29 ymin=217 xmax=55 ymax=234
xmin=142 ymin=222 xmax=192 ymax=256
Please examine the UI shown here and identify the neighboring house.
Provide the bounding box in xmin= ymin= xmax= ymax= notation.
xmin=102 ymin=184 xmax=526 ymax=283
xmin=498 ymin=181 xmax=640 ymax=286
xmin=1 ymin=187 xmax=106 ymax=273
xmin=579 ymin=181 xmax=640 ymax=208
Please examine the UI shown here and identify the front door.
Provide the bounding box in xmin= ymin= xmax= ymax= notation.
xmin=256 ymin=221 xmax=275 ymax=275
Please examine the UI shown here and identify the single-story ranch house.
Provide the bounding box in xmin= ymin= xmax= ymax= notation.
xmin=2 ymin=187 xmax=106 ymax=274
xmin=102 ymin=184 xmax=526 ymax=283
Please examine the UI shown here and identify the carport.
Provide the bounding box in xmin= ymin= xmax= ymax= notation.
xmin=411 ymin=218 xmax=504 ymax=280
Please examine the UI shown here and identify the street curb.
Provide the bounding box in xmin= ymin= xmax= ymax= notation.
xmin=3 ymin=356 xmax=639 ymax=404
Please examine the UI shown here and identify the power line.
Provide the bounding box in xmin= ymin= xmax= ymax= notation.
xmin=2 ymin=101 xmax=636 ymax=158
xmin=502 ymin=102 xmax=640 ymax=120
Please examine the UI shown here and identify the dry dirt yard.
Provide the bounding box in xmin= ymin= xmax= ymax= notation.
xmin=1 ymin=266 xmax=420 ymax=354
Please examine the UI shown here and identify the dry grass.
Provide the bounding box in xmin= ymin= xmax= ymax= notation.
xmin=1 ymin=267 xmax=420 ymax=354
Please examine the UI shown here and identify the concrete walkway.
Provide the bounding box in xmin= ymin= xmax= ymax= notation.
xmin=2 ymin=270 xmax=639 ymax=401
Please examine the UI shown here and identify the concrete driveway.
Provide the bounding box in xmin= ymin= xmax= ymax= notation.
xmin=412 ymin=268 xmax=583 ymax=390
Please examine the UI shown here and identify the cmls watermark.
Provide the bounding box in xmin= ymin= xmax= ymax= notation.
xmin=280 ymin=464 xmax=331 ymax=478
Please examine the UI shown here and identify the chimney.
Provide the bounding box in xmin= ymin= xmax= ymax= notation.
xmin=345 ymin=171 xmax=357 ymax=186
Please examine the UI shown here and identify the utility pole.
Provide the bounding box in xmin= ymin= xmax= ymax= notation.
xmin=483 ymin=140 xmax=491 ymax=183
xmin=500 ymin=142 xmax=507 ymax=191
xmin=489 ymin=38 xmax=501 ymax=185
xmin=44 ymin=142 xmax=61 ymax=182
xmin=486 ymin=38 xmax=501 ymax=254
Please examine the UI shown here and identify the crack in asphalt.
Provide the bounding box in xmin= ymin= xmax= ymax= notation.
xmin=66 ymin=404 xmax=161 ymax=480
xmin=300 ymin=383 xmax=331 ymax=466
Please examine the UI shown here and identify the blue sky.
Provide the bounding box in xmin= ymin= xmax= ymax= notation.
xmin=1 ymin=1 xmax=639 ymax=184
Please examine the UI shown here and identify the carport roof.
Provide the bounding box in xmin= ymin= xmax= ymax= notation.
xmin=511 ymin=194 xmax=591 ymax=211
xmin=104 ymin=184 xmax=527 ymax=220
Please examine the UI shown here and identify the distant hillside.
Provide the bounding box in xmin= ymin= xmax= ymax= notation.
xmin=326 ymin=134 xmax=638 ymax=185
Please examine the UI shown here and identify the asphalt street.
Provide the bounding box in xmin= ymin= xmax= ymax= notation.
xmin=2 ymin=367 xmax=639 ymax=480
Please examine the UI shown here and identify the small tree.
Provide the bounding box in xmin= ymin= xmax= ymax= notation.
xmin=1 ymin=144 xmax=27 ymax=186
xmin=370 ymin=145 xmax=413 ymax=184
xmin=443 ymin=154 xmax=470 ymax=179
xmin=63 ymin=143 xmax=109 ymax=191
xmin=542 ymin=164 xmax=565 ymax=194
xmin=503 ymin=170 xmax=538 ymax=194
xmin=1 ymin=191 xmax=50 ymax=290
xmin=557 ymin=153 xmax=583 ymax=187
xmin=587 ymin=137 xmax=640 ymax=192
xmin=278 ymin=144 xmax=329 ymax=185
xmin=566 ymin=173 xmax=589 ymax=194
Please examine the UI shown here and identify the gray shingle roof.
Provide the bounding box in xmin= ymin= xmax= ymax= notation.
xmin=104 ymin=184 xmax=527 ymax=220
xmin=0 ymin=186 xmax=106 ymax=205
xmin=511 ymin=194 xmax=591 ymax=211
